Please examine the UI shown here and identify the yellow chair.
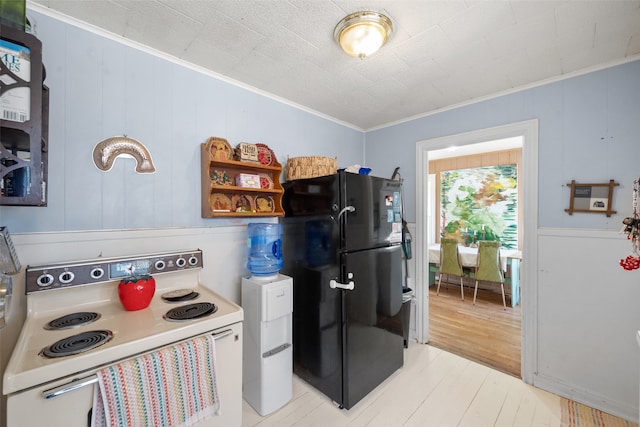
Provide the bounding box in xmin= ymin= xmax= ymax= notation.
xmin=473 ymin=240 xmax=506 ymax=310
xmin=436 ymin=238 xmax=464 ymax=301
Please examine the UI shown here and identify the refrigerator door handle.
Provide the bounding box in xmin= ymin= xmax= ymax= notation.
xmin=337 ymin=205 xmax=356 ymax=220
xmin=330 ymin=279 xmax=354 ymax=291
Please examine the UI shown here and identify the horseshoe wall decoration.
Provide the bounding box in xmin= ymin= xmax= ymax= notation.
xmin=92 ymin=136 xmax=156 ymax=173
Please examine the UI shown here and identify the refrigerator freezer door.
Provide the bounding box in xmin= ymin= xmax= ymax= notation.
xmin=342 ymin=173 xmax=403 ymax=252
xmin=281 ymin=173 xmax=403 ymax=252
xmin=342 ymin=244 xmax=404 ymax=409
xmin=282 ymin=175 xmax=339 ymax=217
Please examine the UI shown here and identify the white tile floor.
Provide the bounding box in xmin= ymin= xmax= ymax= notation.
xmin=242 ymin=343 xmax=565 ymax=427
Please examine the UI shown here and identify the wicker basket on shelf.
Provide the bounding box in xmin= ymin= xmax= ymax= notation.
xmin=285 ymin=156 xmax=337 ymax=181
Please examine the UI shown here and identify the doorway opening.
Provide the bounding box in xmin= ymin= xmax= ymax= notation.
xmin=427 ymin=137 xmax=522 ymax=376
xmin=414 ymin=119 xmax=539 ymax=384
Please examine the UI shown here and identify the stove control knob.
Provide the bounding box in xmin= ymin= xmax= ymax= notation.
xmin=37 ymin=273 xmax=55 ymax=287
xmin=188 ymin=256 xmax=199 ymax=266
xmin=90 ymin=268 xmax=104 ymax=280
xmin=59 ymin=271 xmax=75 ymax=284
xmin=176 ymin=257 xmax=187 ymax=268
xmin=155 ymin=260 xmax=166 ymax=271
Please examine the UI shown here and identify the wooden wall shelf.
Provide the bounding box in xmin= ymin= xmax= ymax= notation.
xmin=200 ymin=141 xmax=284 ymax=218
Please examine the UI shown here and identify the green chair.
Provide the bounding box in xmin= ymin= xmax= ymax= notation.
xmin=436 ymin=238 xmax=465 ymax=301
xmin=473 ymin=240 xmax=506 ymax=310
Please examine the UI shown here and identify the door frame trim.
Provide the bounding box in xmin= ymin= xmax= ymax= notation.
xmin=414 ymin=119 xmax=538 ymax=383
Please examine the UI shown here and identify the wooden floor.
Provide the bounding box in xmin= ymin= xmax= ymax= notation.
xmin=428 ymin=282 xmax=521 ymax=377
xmin=241 ymin=284 xmax=635 ymax=427
xmin=243 ymin=343 xmax=564 ymax=426
xmin=242 ymin=343 xmax=636 ymax=427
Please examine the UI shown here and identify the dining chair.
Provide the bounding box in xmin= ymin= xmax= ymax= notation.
xmin=436 ymin=238 xmax=465 ymax=301
xmin=473 ymin=240 xmax=506 ymax=309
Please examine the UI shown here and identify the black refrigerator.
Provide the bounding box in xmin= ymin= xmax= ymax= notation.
xmin=280 ymin=171 xmax=404 ymax=410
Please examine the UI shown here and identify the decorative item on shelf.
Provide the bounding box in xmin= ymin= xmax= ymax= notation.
xmin=232 ymin=194 xmax=254 ymax=213
xmin=211 ymin=169 xmax=232 ymax=186
xmin=0 ymin=1 xmax=27 ymax=31
xmin=236 ymin=173 xmax=261 ymax=188
xmin=619 ymin=177 xmax=640 ymax=271
xmin=211 ymin=193 xmax=232 ymax=212
xmin=92 ymin=135 xmax=156 ymax=174
xmin=234 ymin=142 xmax=259 ymax=162
xmin=258 ymin=173 xmax=274 ymax=189
xmin=0 ymin=37 xmax=30 ymax=122
xmin=254 ymin=195 xmax=275 ymax=213
xmin=201 ymin=140 xmax=284 ymax=218
xmin=256 ymin=143 xmax=276 ymax=166
xmin=206 ymin=136 xmax=233 ymax=161
xmin=286 ymin=156 xmax=338 ymax=181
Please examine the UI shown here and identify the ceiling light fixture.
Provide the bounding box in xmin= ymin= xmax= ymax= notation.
xmin=334 ymin=11 xmax=393 ymax=59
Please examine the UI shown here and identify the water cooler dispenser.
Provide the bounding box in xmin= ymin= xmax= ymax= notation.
xmin=242 ymin=224 xmax=293 ymax=416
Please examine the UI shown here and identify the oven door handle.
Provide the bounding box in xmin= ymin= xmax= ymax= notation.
xmin=211 ymin=328 xmax=233 ymax=340
xmin=43 ymin=375 xmax=98 ymax=399
xmin=42 ymin=328 xmax=235 ymax=399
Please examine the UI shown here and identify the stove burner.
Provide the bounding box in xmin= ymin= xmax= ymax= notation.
xmin=44 ymin=312 xmax=101 ymax=330
xmin=161 ymin=289 xmax=200 ymax=303
xmin=163 ymin=302 xmax=217 ymax=322
xmin=40 ymin=330 xmax=113 ymax=358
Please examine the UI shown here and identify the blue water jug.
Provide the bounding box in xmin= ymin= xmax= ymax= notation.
xmin=247 ymin=223 xmax=283 ymax=277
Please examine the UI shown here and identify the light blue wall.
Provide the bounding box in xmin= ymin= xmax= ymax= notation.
xmin=363 ymin=59 xmax=640 ymax=421
xmin=3 ymin=9 xmax=640 ymax=421
xmin=0 ymin=11 xmax=364 ymax=233
xmin=366 ymin=59 xmax=640 ymax=229
xmin=8 ymin=11 xmax=637 ymax=235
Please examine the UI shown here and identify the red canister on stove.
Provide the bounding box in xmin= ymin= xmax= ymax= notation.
xmin=118 ymin=274 xmax=156 ymax=311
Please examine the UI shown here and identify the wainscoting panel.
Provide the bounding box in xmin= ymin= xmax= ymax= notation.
xmin=535 ymin=228 xmax=640 ymax=421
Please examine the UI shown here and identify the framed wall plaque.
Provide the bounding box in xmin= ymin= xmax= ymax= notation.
xmin=565 ymin=179 xmax=619 ymax=217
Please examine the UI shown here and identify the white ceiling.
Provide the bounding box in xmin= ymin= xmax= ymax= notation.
xmin=28 ymin=0 xmax=640 ymax=130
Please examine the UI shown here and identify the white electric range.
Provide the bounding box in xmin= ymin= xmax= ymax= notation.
xmin=3 ymin=249 xmax=243 ymax=427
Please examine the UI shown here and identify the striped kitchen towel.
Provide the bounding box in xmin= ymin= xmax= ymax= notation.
xmin=91 ymin=334 xmax=221 ymax=427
